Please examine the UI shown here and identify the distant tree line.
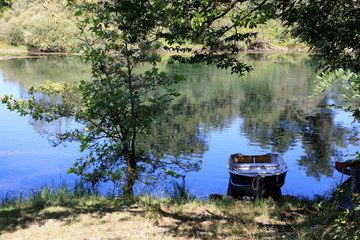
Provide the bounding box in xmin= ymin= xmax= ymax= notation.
xmin=0 ymin=0 xmax=81 ymax=51
xmin=0 ymin=0 xmax=13 ymax=16
xmin=0 ymin=0 xmax=304 ymax=52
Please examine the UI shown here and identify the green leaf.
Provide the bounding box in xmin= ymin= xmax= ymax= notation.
xmin=75 ymin=10 xmax=83 ymax=16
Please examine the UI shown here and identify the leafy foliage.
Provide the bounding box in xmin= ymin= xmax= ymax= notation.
xmin=325 ymin=207 xmax=360 ymax=240
xmin=2 ymin=0 xmax=202 ymax=196
xmin=278 ymin=1 xmax=360 ymax=138
xmin=0 ymin=0 xmax=80 ymax=51
xmin=0 ymin=0 xmax=13 ymax=16
xmin=161 ymin=0 xmax=278 ymax=75
xmin=0 ymin=0 xmax=314 ymax=198
xmin=0 ymin=0 xmax=302 ymax=53
xmin=278 ymin=2 xmax=360 ymax=237
xmin=315 ymin=69 xmax=360 ymax=122
xmin=278 ymin=0 xmax=360 ymax=72
xmin=0 ymin=0 xmax=283 ymax=196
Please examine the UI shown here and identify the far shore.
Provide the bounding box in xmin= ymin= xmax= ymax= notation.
xmin=0 ymin=46 xmax=309 ymax=61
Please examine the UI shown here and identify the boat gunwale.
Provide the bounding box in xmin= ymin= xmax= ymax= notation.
xmin=228 ymin=153 xmax=288 ymax=176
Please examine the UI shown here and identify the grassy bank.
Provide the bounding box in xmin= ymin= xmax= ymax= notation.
xmin=1 ymin=183 xmax=358 ymax=239
xmin=0 ymin=42 xmax=27 ymax=51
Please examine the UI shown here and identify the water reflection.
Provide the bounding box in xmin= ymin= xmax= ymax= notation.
xmin=297 ymin=112 xmax=345 ymax=180
xmin=0 ymin=53 xmax=359 ymax=196
xmin=0 ymin=55 xmax=90 ymax=88
xmin=0 ymin=55 xmax=90 ymax=141
xmin=162 ymin=54 xmax=358 ymax=195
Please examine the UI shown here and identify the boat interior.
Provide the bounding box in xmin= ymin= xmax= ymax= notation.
xmin=234 ymin=154 xmax=272 ymax=164
xmin=230 ymin=154 xmax=280 ymax=171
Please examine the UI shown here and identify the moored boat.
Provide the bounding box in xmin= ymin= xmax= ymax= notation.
xmin=227 ymin=153 xmax=288 ymax=198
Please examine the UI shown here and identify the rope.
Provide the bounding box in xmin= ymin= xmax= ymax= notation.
xmin=351 ymin=166 xmax=358 ymax=195
xmin=252 ymin=177 xmax=257 ymax=191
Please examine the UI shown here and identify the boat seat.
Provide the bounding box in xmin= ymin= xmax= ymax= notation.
xmin=232 ymin=169 xmax=284 ymax=175
xmin=231 ymin=163 xmax=280 ymax=170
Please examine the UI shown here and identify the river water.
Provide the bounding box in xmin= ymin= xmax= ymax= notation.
xmin=0 ymin=54 xmax=358 ymax=198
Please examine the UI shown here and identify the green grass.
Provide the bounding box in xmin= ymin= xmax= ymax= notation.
xmin=0 ymin=41 xmax=27 ymax=51
xmin=0 ymin=181 xmax=358 ymax=239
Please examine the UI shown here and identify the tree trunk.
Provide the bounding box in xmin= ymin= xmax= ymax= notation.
xmin=122 ymin=142 xmax=137 ymax=196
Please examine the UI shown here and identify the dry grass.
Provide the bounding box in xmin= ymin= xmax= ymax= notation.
xmin=0 ymin=191 xmax=322 ymax=240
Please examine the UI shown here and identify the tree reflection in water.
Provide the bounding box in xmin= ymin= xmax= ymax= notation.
xmin=1 ymin=53 xmax=359 ymax=188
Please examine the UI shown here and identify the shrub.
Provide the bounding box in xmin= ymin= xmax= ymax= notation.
xmin=0 ymin=0 xmax=81 ymax=51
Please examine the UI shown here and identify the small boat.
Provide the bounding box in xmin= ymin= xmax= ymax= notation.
xmin=334 ymin=160 xmax=360 ymax=210
xmin=227 ymin=153 xmax=288 ymax=198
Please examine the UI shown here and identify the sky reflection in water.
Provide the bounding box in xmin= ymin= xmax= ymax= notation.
xmin=0 ymin=54 xmax=358 ymax=198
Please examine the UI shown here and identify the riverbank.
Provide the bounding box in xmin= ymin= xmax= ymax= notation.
xmin=0 ymin=193 xmax=312 ymax=239
xmin=0 ymin=39 xmax=309 ymax=61
xmin=0 ymin=45 xmax=83 ymax=61
xmin=0 ymin=42 xmax=27 ymax=51
xmin=0 ymin=182 xmax=357 ymax=240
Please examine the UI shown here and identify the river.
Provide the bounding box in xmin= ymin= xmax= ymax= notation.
xmin=0 ymin=54 xmax=358 ymax=198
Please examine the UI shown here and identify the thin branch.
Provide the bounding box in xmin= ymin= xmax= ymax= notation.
xmin=192 ymin=0 xmax=242 ymax=41
xmin=208 ymin=0 xmax=270 ymax=48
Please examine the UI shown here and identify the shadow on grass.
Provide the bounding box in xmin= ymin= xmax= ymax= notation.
xmin=135 ymin=195 xmax=319 ymax=239
xmin=0 ymin=193 xmax=324 ymax=239
xmin=0 ymin=195 xmax=138 ymax=233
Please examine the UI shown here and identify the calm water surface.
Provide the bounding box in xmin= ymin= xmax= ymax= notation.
xmin=0 ymin=54 xmax=358 ymax=198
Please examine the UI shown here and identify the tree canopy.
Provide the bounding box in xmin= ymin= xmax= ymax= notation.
xmin=278 ymin=0 xmax=360 ymax=72
xmin=277 ymin=1 xmax=360 ymax=127
xmin=2 ymin=0 xmax=360 ymax=196
xmin=1 ymin=0 xmax=284 ymax=196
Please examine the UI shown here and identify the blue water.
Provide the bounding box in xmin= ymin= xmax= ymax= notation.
xmin=186 ymin=117 xmax=354 ymax=198
xmin=0 ymin=55 xmax=358 ymax=198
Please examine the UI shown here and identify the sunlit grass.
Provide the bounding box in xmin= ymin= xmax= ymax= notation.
xmin=0 ymin=42 xmax=27 ymax=51
xmin=0 ymin=180 xmax=357 ymax=239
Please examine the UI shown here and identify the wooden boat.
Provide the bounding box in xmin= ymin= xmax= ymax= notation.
xmin=227 ymin=153 xmax=288 ymax=198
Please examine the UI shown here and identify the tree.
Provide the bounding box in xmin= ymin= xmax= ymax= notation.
xmin=277 ymin=0 xmax=360 ymax=163
xmin=1 ymin=0 xmax=278 ymax=196
xmin=278 ymin=0 xmax=360 ymax=72
xmin=161 ymin=0 xmax=277 ymax=74
xmin=0 ymin=0 xmax=81 ymax=50
xmin=2 ymin=0 xmax=188 ymax=196
xmin=277 ymin=1 xmax=360 ymax=121
xmin=0 ymin=0 xmax=13 ymax=16
xmin=271 ymin=4 xmax=360 ymax=237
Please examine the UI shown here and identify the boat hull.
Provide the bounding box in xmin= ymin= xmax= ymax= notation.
xmin=228 ymin=172 xmax=287 ymax=197
xmin=227 ymin=153 xmax=288 ymax=198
